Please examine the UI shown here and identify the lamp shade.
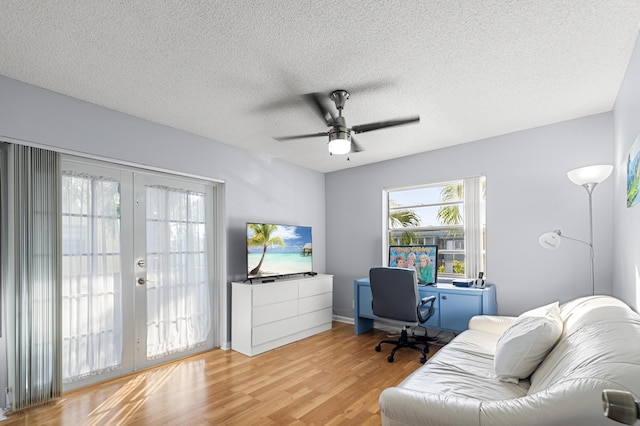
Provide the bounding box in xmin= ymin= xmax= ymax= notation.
xmin=539 ymin=231 xmax=562 ymax=249
xmin=567 ymin=165 xmax=613 ymax=186
xmin=328 ymin=138 xmax=351 ymax=155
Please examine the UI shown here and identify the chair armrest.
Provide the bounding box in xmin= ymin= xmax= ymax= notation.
xmin=420 ymin=295 xmax=436 ymax=305
xmin=417 ymin=295 xmax=436 ymax=324
xmin=468 ymin=315 xmax=516 ymax=336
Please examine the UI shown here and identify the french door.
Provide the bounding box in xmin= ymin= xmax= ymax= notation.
xmin=61 ymin=157 xmax=216 ymax=390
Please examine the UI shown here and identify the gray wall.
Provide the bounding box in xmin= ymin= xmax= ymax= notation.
xmin=613 ymin=31 xmax=640 ymax=311
xmin=326 ymin=113 xmax=614 ymax=318
xmin=0 ymin=74 xmax=327 ymax=348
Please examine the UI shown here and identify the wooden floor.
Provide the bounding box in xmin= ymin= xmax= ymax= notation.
xmin=3 ymin=322 xmax=443 ymax=425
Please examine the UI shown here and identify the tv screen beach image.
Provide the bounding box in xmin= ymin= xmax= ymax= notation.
xmin=247 ymin=223 xmax=313 ymax=278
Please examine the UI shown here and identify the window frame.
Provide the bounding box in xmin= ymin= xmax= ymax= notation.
xmin=383 ymin=176 xmax=486 ymax=280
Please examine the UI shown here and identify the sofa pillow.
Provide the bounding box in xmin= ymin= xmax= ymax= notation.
xmin=494 ymin=301 xmax=563 ymax=383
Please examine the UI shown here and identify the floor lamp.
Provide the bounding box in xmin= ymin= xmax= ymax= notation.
xmin=539 ymin=164 xmax=613 ymax=295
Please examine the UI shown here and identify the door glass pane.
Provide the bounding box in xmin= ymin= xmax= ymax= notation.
xmin=61 ymin=173 xmax=123 ymax=382
xmin=145 ymin=185 xmax=210 ymax=359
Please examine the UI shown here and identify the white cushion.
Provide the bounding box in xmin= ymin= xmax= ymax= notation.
xmin=494 ymin=301 xmax=562 ymax=383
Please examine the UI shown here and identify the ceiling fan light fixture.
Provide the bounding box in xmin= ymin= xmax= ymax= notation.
xmin=328 ymin=138 xmax=351 ymax=155
xmin=328 ymin=127 xmax=351 ymax=155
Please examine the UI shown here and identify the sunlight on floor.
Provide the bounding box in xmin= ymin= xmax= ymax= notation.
xmin=87 ymin=360 xmax=200 ymax=425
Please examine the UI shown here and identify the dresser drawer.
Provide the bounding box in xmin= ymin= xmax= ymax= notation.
xmin=299 ymin=292 xmax=332 ymax=314
xmin=299 ymin=276 xmax=333 ymax=297
xmin=252 ymin=299 xmax=298 ymax=326
xmin=252 ymin=281 xmax=298 ymax=307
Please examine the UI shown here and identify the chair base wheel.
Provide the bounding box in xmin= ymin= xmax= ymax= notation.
xmin=374 ymin=328 xmax=431 ymax=364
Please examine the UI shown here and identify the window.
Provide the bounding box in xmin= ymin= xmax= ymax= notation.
xmin=385 ymin=176 xmax=486 ymax=279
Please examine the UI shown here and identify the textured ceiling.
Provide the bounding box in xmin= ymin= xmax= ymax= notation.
xmin=1 ymin=1 xmax=640 ymax=173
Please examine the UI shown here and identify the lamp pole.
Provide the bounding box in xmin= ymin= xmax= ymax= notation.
xmin=582 ymin=182 xmax=597 ymax=296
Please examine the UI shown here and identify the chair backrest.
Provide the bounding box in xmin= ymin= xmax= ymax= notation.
xmin=369 ymin=267 xmax=420 ymax=323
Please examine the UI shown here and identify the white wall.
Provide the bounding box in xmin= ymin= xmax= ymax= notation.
xmin=613 ymin=32 xmax=640 ymax=311
xmin=326 ymin=113 xmax=614 ymax=318
xmin=0 ymin=75 xmax=327 ymax=348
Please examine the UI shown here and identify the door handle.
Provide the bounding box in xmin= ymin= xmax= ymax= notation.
xmin=442 ymin=295 xmax=447 ymax=300
xmin=137 ymin=277 xmax=153 ymax=285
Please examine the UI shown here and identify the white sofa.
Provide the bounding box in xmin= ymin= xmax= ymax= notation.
xmin=379 ymin=295 xmax=640 ymax=426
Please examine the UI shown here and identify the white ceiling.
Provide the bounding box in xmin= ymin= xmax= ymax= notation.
xmin=1 ymin=1 xmax=640 ymax=173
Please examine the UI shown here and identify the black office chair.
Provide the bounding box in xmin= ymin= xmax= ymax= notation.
xmin=369 ymin=267 xmax=436 ymax=363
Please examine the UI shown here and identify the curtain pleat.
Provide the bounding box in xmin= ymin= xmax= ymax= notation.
xmin=463 ymin=177 xmax=482 ymax=279
xmin=2 ymin=144 xmax=61 ymax=411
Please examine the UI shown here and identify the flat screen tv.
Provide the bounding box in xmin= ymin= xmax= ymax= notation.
xmin=246 ymin=222 xmax=313 ymax=280
xmin=389 ymin=245 xmax=438 ymax=285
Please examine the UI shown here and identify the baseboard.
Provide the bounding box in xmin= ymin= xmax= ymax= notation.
xmin=333 ymin=315 xmax=354 ymax=324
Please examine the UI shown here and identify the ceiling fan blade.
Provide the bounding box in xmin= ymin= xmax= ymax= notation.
xmin=274 ymin=131 xmax=328 ymax=141
xmin=303 ymin=92 xmax=336 ymax=126
xmin=351 ymin=115 xmax=420 ymax=134
xmin=351 ymin=137 xmax=364 ymax=153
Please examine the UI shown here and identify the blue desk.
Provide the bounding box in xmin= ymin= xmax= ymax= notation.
xmin=354 ymin=278 xmax=497 ymax=335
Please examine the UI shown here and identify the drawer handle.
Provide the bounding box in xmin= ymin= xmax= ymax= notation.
xmin=442 ymin=295 xmax=447 ymax=300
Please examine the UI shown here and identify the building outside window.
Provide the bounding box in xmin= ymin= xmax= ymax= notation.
xmin=385 ymin=176 xmax=486 ymax=279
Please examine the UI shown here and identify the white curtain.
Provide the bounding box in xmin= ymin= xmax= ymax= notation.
xmin=463 ymin=176 xmax=485 ymax=279
xmin=1 ymin=143 xmax=62 ymax=411
xmin=145 ymin=185 xmax=210 ymax=359
xmin=61 ymin=173 xmax=123 ymax=382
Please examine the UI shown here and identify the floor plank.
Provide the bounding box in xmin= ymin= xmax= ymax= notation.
xmin=4 ymin=322 xmax=443 ymax=425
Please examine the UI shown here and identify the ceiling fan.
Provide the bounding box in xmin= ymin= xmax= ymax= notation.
xmin=274 ymin=89 xmax=420 ymax=155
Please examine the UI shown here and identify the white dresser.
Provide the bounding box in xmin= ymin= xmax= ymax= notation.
xmin=231 ymin=274 xmax=333 ymax=356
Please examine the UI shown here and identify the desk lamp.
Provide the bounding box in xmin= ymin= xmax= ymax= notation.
xmin=539 ymin=164 xmax=613 ymax=295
